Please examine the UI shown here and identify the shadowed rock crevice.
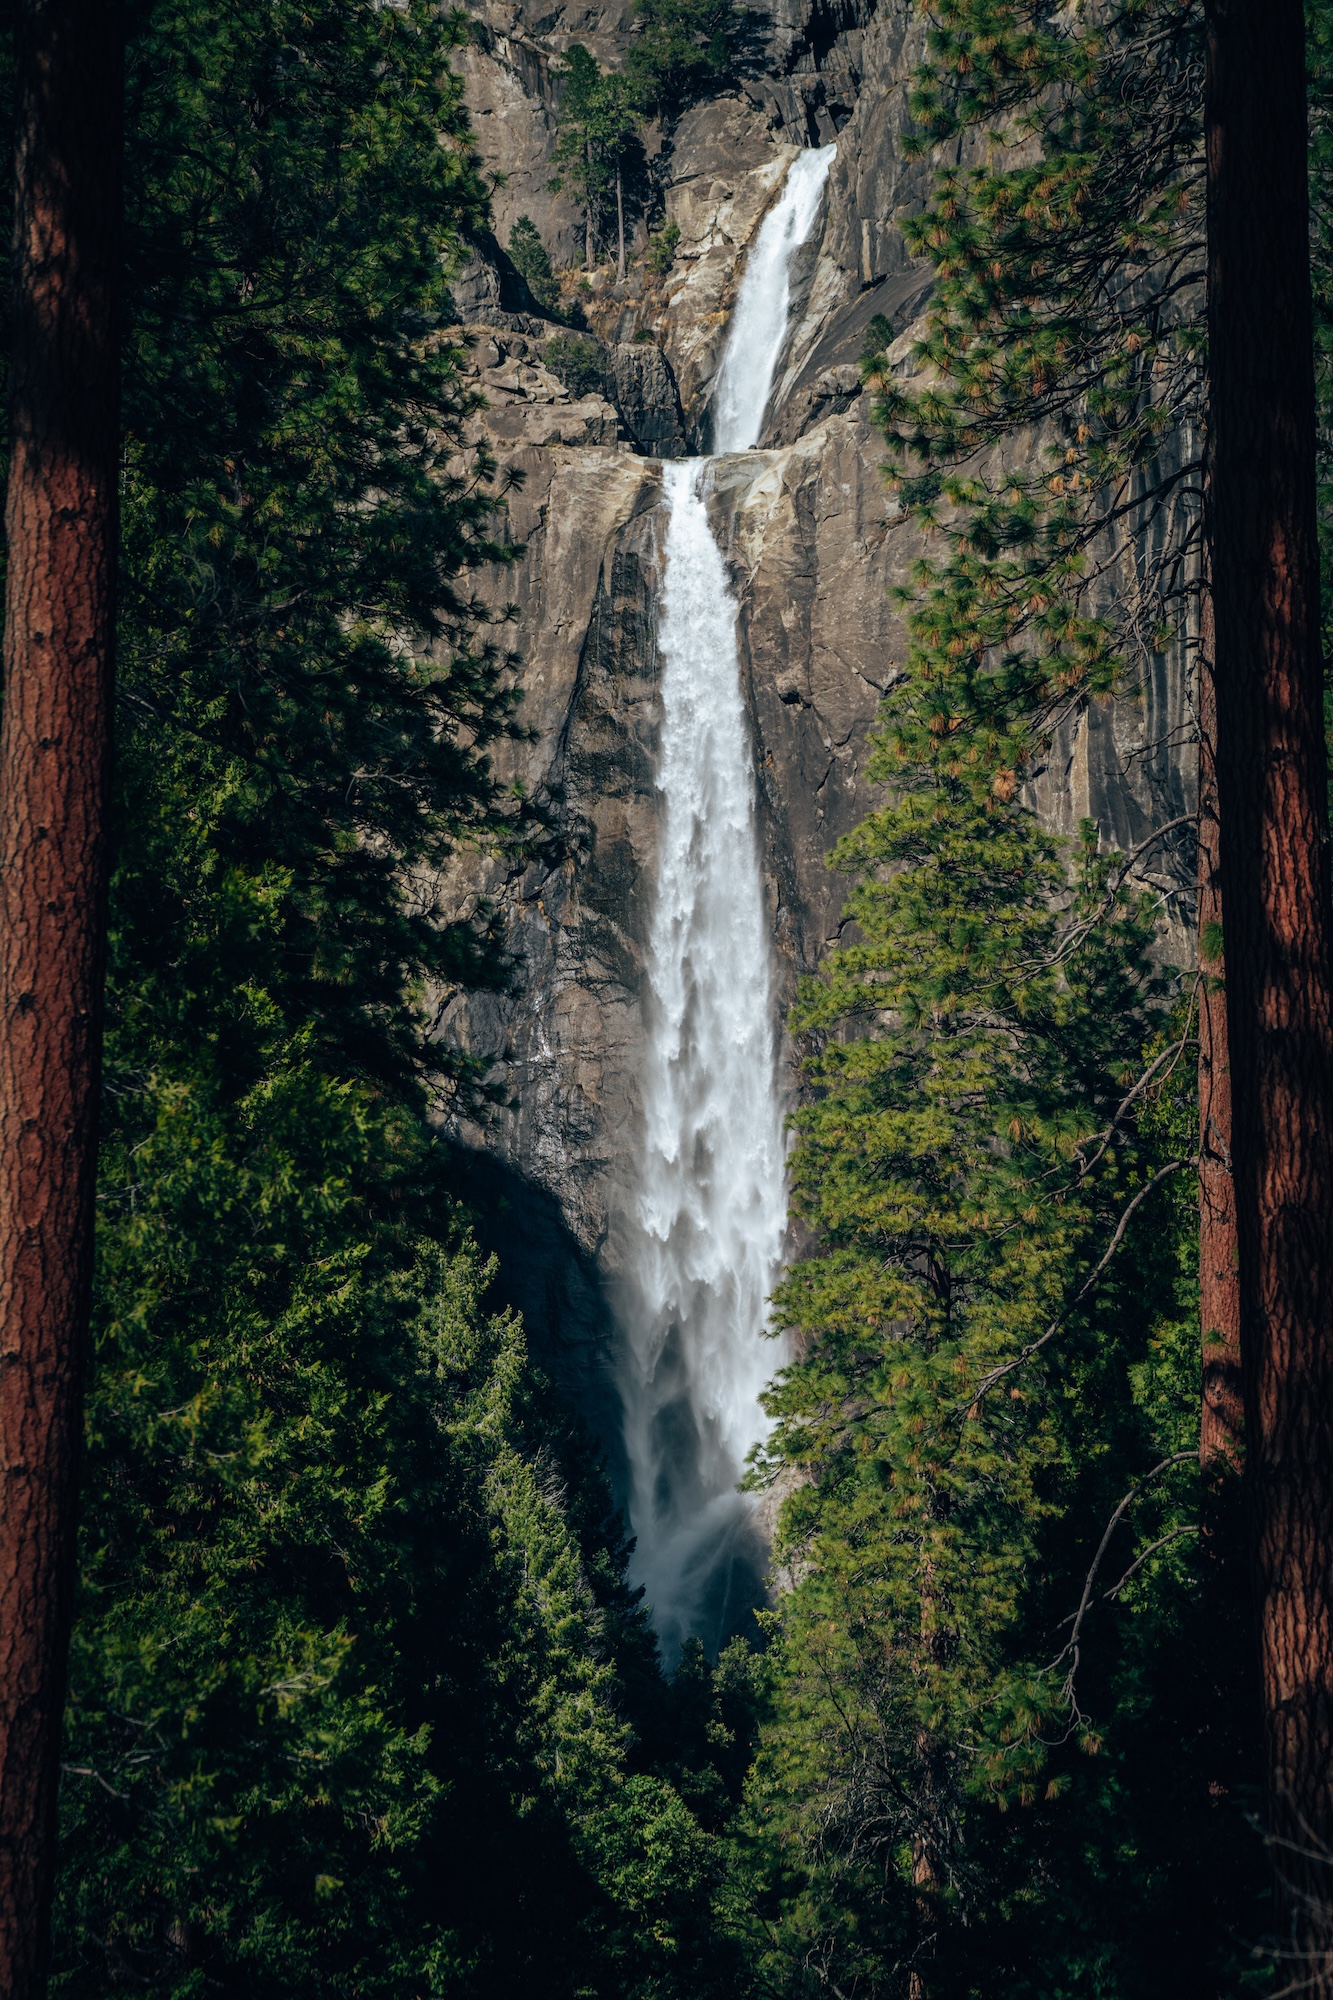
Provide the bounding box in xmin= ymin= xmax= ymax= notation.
xmin=447 ymin=1146 xmax=628 ymax=1489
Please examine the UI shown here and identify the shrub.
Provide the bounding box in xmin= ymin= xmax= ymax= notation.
xmin=647 ymin=220 xmax=680 ymax=277
xmin=543 ymin=331 xmax=610 ymax=399
xmin=859 ymin=311 xmax=894 ymax=368
xmin=627 ymin=0 xmax=747 ymax=115
xmin=508 ymin=214 xmax=561 ymax=314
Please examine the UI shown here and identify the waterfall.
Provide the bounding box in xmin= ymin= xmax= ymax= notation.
xmin=710 ymin=147 xmax=839 ymax=456
xmin=619 ymin=144 xmax=836 ymax=1661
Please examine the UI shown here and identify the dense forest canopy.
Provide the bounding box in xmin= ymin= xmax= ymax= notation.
xmin=0 ymin=0 xmax=1329 ymax=1993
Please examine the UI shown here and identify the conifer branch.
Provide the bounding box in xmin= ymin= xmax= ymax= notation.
xmin=1054 ymin=1452 xmax=1196 ymax=1663
xmin=1060 ymin=1028 xmax=1193 ymax=1187
xmin=1048 ymin=1451 xmax=1197 ymax=1730
xmin=1019 ymin=815 xmax=1195 ymax=977
xmin=966 ymin=1159 xmax=1192 ymax=1406
xmin=1102 ymin=1524 xmax=1201 ymax=1601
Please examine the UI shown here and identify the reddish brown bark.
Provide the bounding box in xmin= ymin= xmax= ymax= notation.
xmin=1197 ymin=593 xmax=1243 ymax=1476
xmin=907 ymin=1835 xmax=935 ymax=2000
xmin=1206 ymin=0 xmax=1333 ymax=1977
xmin=0 ymin=1 xmax=123 ymax=1993
xmin=616 ymin=161 xmax=626 ymax=284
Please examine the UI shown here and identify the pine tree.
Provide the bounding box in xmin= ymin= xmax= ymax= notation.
xmin=1205 ymin=0 xmax=1333 ymax=1976
xmin=735 ymin=683 xmax=1248 ymax=1993
xmin=0 ymin=1 xmax=123 ymax=1990
xmin=550 ymin=49 xmax=643 ymax=277
xmin=508 ymin=215 xmax=561 ymax=314
xmin=730 ymin=2 xmax=1274 ymax=1990
xmin=625 ymin=0 xmax=745 ymax=117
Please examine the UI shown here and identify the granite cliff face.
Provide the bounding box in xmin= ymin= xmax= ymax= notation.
xmin=439 ymin=0 xmax=1195 ymax=1457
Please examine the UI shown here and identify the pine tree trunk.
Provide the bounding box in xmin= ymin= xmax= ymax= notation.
xmin=616 ymin=161 xmax=625 ymax=283
xmin=0 ymin=1 xmax=123 ymax=1992
xmin=1206 ymin=0 xmax=1333 ymax=1977
xmin=1197 ymin=589 xmax=1243 ymax=1475
xmin=585 ymin=139 xmax=594 ymax=271
xmin=907 ymin=1831 xmax=936 ymax=2000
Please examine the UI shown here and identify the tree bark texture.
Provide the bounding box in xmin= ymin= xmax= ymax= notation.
xmin=585 ymin=139 xmax=594 ymax=270
xmin=906 ymin=1832 xmax=936 ymax=2000
xmin=1197 ymin=592 xmax=1243 ymax=1475
xmin=1206 ymin=0 xmax=1333 ymax=1976
xmin=0 ymin=1 xmax=123 ymax=1994
xmin=616 ymin=161 xmax=626 ymax=283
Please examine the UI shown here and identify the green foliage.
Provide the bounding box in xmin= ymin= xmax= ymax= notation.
xmin=550 ymin=46 xmax=644 ymax=266
xmin=113 ymin=0 xmax=527 ymax=1104
xmin=739 ymin=737 xmax=1226 ymax=1991
xmin=39 ymin=0 xmax=744 ymax=1989
xmin=626 ymin=0 xmax=748 ymax=115
xmin=727 ymin=2 xmax=1268 ymax=1992
xmin=859 ymin=311 xmax=895 ymax=367
xmin=738 ymin=782 xmax=1266 ymax=1987
xmin=647 ymin=220 xmax=681 ymax=276
xmin=544 ymin=331 xmax=612 ymax=400
xmin=865 ymin=0 xmax=1205 ymax=778
xmin=508 ymin=214 xmax=561 ymax=314
xmin=23 ymin=0 xmax=1318 ymax=1988
xmin=65 ymin=1191 xmax=637 ymax=1993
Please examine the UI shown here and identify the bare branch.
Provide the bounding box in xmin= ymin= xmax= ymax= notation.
xmin=965 ymin=1159 xmax=1192 ymax=1406
xmin=1102 ymin=1524 xmax=1201 ymax=1601
xmin=1044 ymin=1453 xmax=1197 ymax=1734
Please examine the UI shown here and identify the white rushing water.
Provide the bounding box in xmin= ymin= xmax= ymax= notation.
xmin=711 ymin=146 xmax=839 ymax=456
xmin=619 ymin=144 xmax=836 ymax=1661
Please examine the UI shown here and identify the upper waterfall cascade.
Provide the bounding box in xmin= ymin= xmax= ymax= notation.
xmin=711 ymin=147 xmax=840 ymax=455
xmin=619 ymin=145 xmax=837 ymax=1660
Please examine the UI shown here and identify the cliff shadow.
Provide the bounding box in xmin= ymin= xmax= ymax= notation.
xmin=443 ymin=1144 xmax=630 ymax=1503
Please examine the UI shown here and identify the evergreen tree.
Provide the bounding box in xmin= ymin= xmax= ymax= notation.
xmin=728 ymin=1 xmax=1272 ymax=1990
xmin=1205 ymin=0 xmax=1333 ymax=1969
xmin=735 ymin=719 xmax=1262 ymax=1995
xmin=508 ymin=214 xmax=561 ymax=314
xmin=111 ymin=0 xmax=525 ymax=1101
xmin=543 ymin=331 xmax=613 ymax=400
xmin=25 ymin=0 xmax=745 ymax=1988
xmin=625 ymin=0 xmax=747 ymax=118
xmin=550 ymin=48 xmax=643 ymax=278
xmin=0 ymin=0 xmax=124 ymax=1989
xmin=864 ymin=0 xmax=1205 ymax=779
xmin=1310 ymin=8 xmax=1333 ymax=840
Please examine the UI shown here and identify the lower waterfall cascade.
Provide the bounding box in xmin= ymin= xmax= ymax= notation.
xmin=618 ymin=144 xmax=837 ymax=1660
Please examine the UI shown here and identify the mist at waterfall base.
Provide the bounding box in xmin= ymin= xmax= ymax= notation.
xmin=616 ymin=145 xmax=836 ymax=1664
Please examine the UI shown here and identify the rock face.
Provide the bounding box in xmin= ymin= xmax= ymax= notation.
xmin=611 ymin=341 xmax=688 ymax=455
xmin=440 ymin=0 xmax=1195 ymax=1463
